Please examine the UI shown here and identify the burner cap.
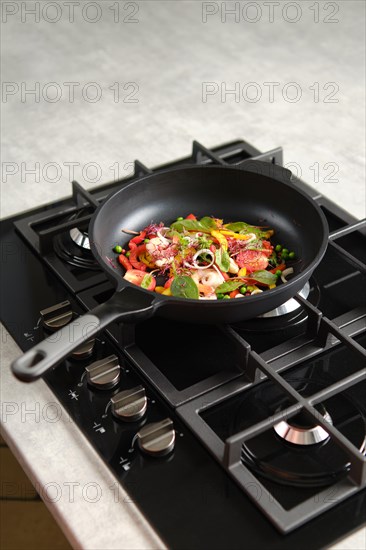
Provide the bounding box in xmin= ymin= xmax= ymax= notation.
xmin=258 ymin=281 xmax=310 ymax=318
xmin=69 ymin=227 xmax=90 ymax=250
xmin=274 ymin=408 xmax=332 ymax=445
xmin=237 ymin=379 xmax=366 ymax=487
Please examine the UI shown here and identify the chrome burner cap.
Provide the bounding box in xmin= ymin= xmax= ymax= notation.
xmin=69 ymin=227 xmax=90 ymax=250
xmin=274 ymin=409 xmax=333 ymax=446
xmin=258 ymin=281 xmax=310 ymax=318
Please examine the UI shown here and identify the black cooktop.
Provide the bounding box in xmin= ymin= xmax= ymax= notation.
xmin=1 ymin=139 xmax=365 ymax=549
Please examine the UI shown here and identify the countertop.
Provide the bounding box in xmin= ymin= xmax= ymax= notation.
xmin=1 ymin=1 xmax=365 ymax=548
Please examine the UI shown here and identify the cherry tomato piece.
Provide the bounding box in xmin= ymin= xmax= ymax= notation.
xmin=124 ymin=269 xmax=156 ymax=291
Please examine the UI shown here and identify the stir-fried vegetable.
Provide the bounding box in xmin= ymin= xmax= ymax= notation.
xmin=113 ymin=215 xmax=297 ymax=300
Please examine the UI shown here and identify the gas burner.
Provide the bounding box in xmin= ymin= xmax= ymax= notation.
xmin=236 ymin=379 xmax=366 ymax=487
xmin=53 ymin=211 xmax=100 ymax=271
xmin=273 ymin=407 xmax=332 ymax=446
xmin=231 ymin=279 xmax=321 ymax=351
xmin=69 ymin=227 xmax=90 ymax=250
xmin=258 ymin=281 xmax=310 ymax=318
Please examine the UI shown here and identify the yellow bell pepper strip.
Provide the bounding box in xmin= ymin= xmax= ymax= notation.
xmin=238 ymin=267 xmax=247 ymax=277
xmin=220 ymin=230 xmax=255 ymax=241
xmin=139 ymin=253 xmax=156 ymax=269
xmin=211 ymin=230 xmax=228 ymax=250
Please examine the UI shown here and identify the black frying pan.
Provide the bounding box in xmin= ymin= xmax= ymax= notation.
xmin=12 ymin=162 xmax=328 ymax=381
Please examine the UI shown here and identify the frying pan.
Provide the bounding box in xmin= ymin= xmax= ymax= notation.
xmin=11 ymin=162 xmax=328 ymax=381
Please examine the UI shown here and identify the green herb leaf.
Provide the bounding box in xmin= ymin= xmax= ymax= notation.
xmin=249 ymin=270 xmax=277 ymax=286
xmin=197 ymin=235 xmax=213 ymax=249
xmin=268 ymin=252 xmax=279 ymax=267
xmin=141 ymin=273 xmax=153 ymax=289
xmin=215 ymin=248 xmax=230 ymax=272
xmin=224 ymin=221 xmax=265 ymax=237
xmin=199 ymin=216 xmax=218 ymax=230
xmin=170 ymin=219 xmax=208 ymax=233
xmin=171 ymin=276 xmax=199 ymax=299
xmin=170 ymin=216 xmax=217 ymax=234
xmin=215 ymin=280 xmax=244 ymax=294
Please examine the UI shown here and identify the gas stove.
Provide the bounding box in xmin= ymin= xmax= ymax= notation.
xmin=1 ymin=139 xmax=365 ymax=549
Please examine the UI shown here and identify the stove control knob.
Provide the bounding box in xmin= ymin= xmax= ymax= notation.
xmin=137 ymin=418 xmax=175 ymax=457
xmin=71 ymin=338 xmax=95 ymax=360
xmin=111 ymin=386 xmax=147 ymax=422
xmin=85 ymin=355 xmax=120 ymax=390
xmin=41 ymin=300 xmax=73 ymax=331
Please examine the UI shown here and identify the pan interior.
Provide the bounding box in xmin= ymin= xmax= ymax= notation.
xmin=91 ymin=166 xmax=326 ymax=281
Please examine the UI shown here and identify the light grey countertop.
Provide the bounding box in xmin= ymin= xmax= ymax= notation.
xmin=1 ymin=1 xmax=365 ymax=548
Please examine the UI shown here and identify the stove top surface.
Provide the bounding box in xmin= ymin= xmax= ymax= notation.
xmin=1 ymin=139 xmax=365 ymax=549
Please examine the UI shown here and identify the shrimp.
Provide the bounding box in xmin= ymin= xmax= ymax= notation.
xmin=191 ymin=269 xmax=224 ymax=290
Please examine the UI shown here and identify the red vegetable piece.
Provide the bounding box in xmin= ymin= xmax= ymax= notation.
xmin=236 ymin=250 xmax=269 ymax=273
xmin=124 ymin=269 xmax=155 ymax=290
xmin=164 ymin=277 xmax=174 ymax=289
xmin=129 ymin=244 xmax=147 ymax=271
xmin=185 ymin=213 xmax=196 ymax=220
xmin=269 ymin=263 xmax=286 ymax=273
xmin=118 ymin=254 xmax=132 ymax=271
xmin=130 ymin=231 xmax=146 ymax=245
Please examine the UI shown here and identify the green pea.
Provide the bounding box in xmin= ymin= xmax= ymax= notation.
xmin=240 ymin=286 xmax=247 ymax=294
xmin=125 ymin=251 xmax=131 ymax=257
xmin=144 ymin=238 xmax=150 ymax=244
xmin=217 ymin=293 xmax=225 ymax=300
xmin=275 ymin=244 xmax=282 ymax=252
xmin=282 ymin=252 xmax=288 ymax=260
xmin=223 ymin=295 xmax=230 ymax=299
xmin=289 ymin=251 xmax=296 ymax=260
xmin=176 ymin=216 xmax=184 ymax=221
xmin=282 ymin=248 xmax=289 ymax=255
xmin=113 ymin=245 xmax=122 ymax=254
xmin=275 ymin=270 xmax=282 ymax=277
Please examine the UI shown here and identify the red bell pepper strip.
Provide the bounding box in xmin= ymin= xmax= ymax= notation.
xmin=128 ymin=231 xmax=146 ymax=249
xmin=186 ymin=213 xmax=196 ymax=220
xmin=230 ymin=289 xmax=240 ymax=299
xmin=118 ymin=254 xmax=132 ymax=271
xmin=129 ymin=244 xmax=147 ymax=271
xmin=164 ymin=276 xmax=174 ymax=289
xmin=269 ymin=263 xmax=286 ymax=273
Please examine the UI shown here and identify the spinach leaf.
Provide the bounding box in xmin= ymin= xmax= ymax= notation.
xmin=170 ymin=216 xmax=217 ymax=234
xmin=171 ymin=276 xmax=199 ymax=299
xmin=215 ymin=248 xmax=230 ymax=272
xmin=215 ymin=280 xmax=244 ymax=294
xmin=224 ymin=221 xmax=265 ymax=237
xmin=170 ymin=220 xmax=209 ymax=233
xmin=249 ymin=270 xmax=277 ymax=286
xmin=199 ymin=216 xmax=218 ymax=230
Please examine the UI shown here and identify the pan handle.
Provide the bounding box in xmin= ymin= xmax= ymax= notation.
xmin=11 ymin=287 xmax=158 ymax=382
